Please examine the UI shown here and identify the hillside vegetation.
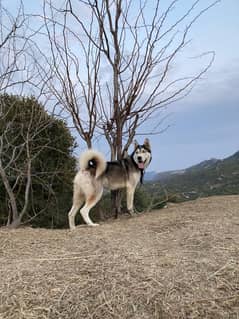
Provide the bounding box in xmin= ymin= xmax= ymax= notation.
xmin=149 ymin=151 xmax=239 ymax=202
xmin=0 ymin=195 xmax=238 ymax=318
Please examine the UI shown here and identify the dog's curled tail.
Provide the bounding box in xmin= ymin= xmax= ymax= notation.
xmin=79 ymin=149 xmax=106 ymax=179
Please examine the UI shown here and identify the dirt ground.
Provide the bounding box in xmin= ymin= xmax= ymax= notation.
xmin=0 ymin=195 xmax=238 ymax=319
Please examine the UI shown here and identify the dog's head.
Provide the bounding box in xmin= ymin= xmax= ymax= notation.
xmin=132 ymin=138 xmax=152 ymax=170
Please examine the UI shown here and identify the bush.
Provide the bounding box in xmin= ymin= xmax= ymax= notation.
xmin=0 ymin=94 xmax=76 ymax=228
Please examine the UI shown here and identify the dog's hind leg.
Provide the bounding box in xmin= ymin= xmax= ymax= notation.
xmin=68 ymin=190 xmax=85 ymax=230
xmin=80 ymin=188 xmax=103 ymax=226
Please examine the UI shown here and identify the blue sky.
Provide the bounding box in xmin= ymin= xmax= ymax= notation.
xmin=148 ymin=0 xmax=239 ymax=171
xmin=3 ymin=0 xmax=239 ymax=172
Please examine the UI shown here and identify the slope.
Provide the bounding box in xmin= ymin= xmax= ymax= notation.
xmin=0 ymin=195 xmax=238 ymax=318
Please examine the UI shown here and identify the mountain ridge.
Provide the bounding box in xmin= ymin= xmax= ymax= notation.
xmin=148 ymin=150 xmax=239 ymax=202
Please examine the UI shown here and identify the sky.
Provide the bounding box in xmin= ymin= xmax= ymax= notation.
xmin=149 ymin=0 xmax=239 ymax=171
xmin=2 ymin=0 xmax=239 ymax=172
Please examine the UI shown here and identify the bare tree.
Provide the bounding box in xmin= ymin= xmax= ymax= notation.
xmin=0 ymin=2 xmax=74 ymax=228
xmin=0 ymin=2 xmax=33 ymax=227
xmin=0 ymin=1 xmax=36 ymax=94
xmin=0 ymin=96 xmax=51 ymax=227
xmin=28 ymin=0 xmax=104 ymax=148
xmin=40 ymin=0 xmax=219 ymax=159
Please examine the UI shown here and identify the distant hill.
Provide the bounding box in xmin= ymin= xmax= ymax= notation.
xmin=144 ymin=171 xmax=158 ymax=181
xmin=148 ymin=151 xmax=239 ymax=202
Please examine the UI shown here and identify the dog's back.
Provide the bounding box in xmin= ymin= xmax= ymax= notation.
xmin=102 ymin=157 xmax=139 ymax=190
xmin=78 ymin=150 xmax=139 ymax=190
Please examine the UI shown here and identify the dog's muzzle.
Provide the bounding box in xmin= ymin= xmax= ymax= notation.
xmin=137 ymin=157 xmax=145 ymax=169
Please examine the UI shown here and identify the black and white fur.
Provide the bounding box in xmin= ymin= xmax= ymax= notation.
xmin=68 ymin=139 xmax=152 ymax=229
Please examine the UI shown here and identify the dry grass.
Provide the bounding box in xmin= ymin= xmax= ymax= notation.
xmin=0 ymin=195 xmax=239 ymax=319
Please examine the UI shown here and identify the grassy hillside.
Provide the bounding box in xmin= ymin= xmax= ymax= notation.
xmin=151 ymin=151 xmax=239 ymax=202
xmin=0 ymin=195 xmax=238 ymax=318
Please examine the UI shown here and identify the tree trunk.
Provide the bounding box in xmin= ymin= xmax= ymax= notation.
xmin=111 ymin=128 xmax=123 ymax=218
xmin=111 ymin=190 xmax=123 ymax=219
xmin=0 ymin=161 xmax=19 ymax=223
xmin=7 ymin=217 xmax=22 ymax=229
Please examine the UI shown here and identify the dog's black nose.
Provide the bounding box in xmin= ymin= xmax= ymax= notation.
xmin=138 ymin=156 xmax=142 ymax=162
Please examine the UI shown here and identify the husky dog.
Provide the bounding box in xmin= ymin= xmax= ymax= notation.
xmin=68 ymin=139 xmax=152 ymax=229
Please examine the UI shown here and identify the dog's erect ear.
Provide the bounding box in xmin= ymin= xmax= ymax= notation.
xmin=134 ymin=140 xmax=139 ymax=150
xmin=143 ymin=138 xmax=151 ymax=151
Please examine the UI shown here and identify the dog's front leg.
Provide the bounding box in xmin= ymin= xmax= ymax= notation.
xmin=126 ymin=186 xmax=136 ymax=216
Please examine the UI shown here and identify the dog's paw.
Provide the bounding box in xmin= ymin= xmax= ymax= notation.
xmin=90 ymin=223 xmax=99 ymax=227
xmin=69 ymin=226 xmax=76 ymax=231
xmin=128 ymin=210 xmax=136 ymax=217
